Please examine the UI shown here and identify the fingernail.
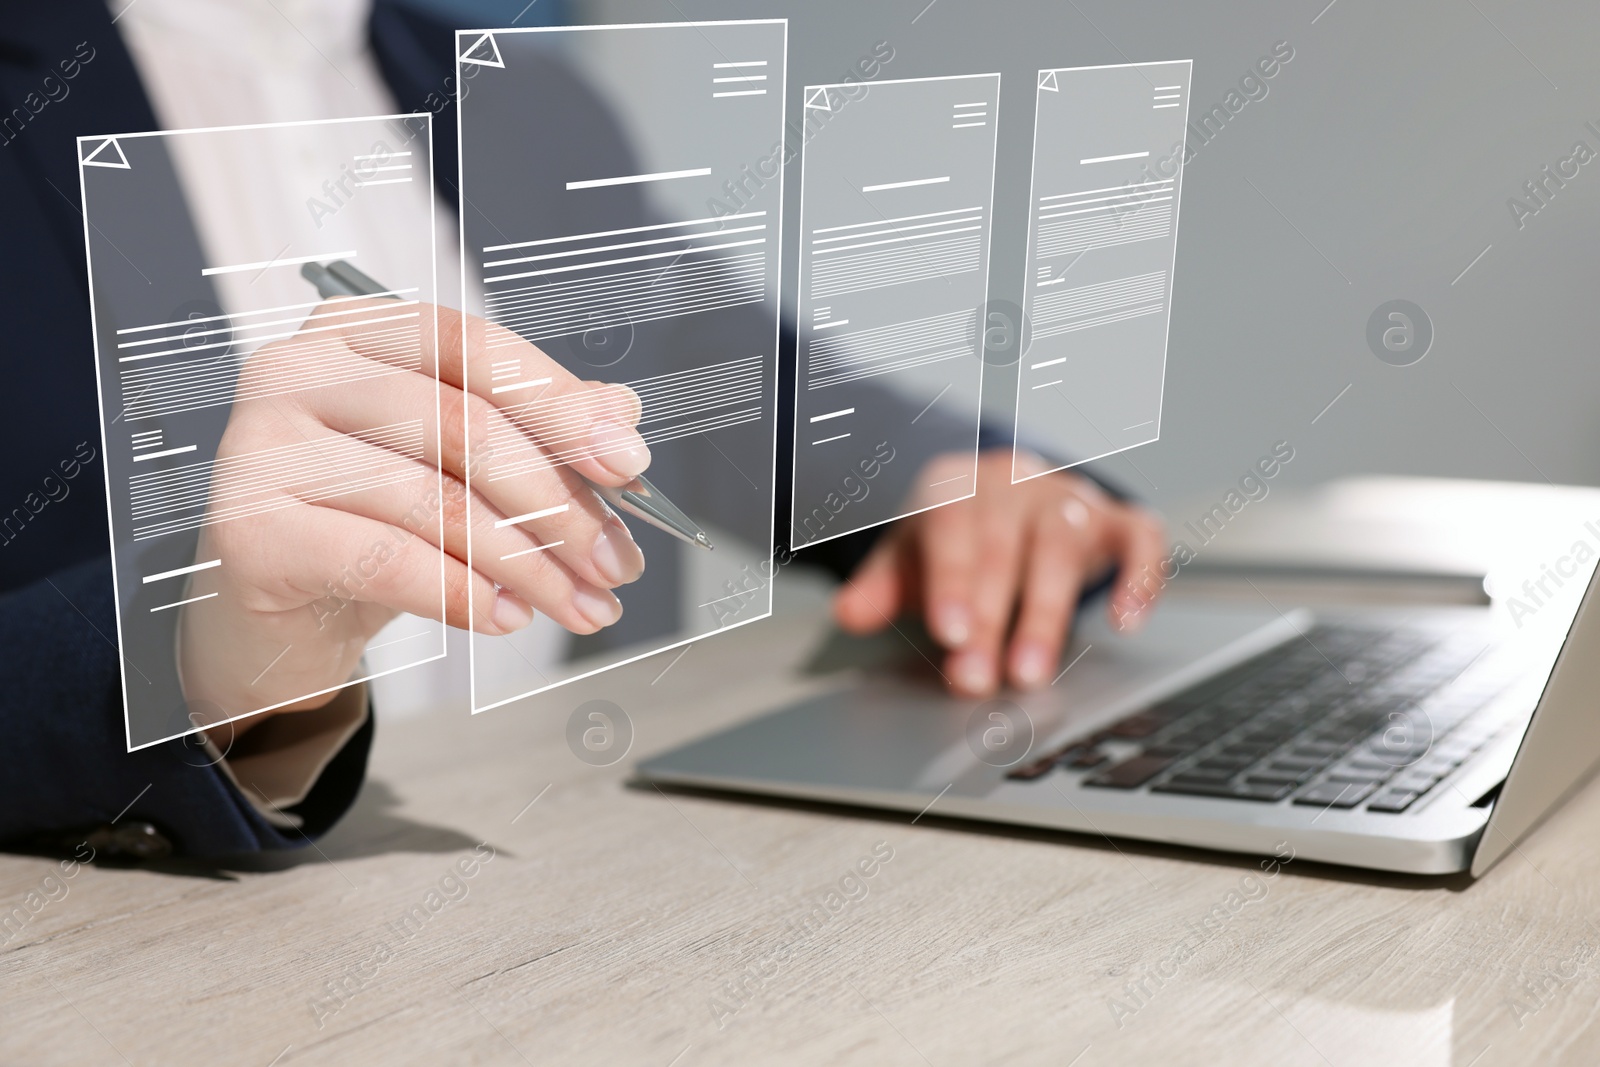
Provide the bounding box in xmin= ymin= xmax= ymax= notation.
xmin=588 ymin=420 xmax=651 ymax=479
xmin=951 ymin=649 xmax=994 ymax=694
xmin=591 ymin=518 xmax=645 ymax=586
xmin=933 ymin=602 xmax=971 ymax=647
xmin=1011 ymin=642 xmax=1051 ymax=689
xmin=492 ymin=590 xmax=534 ymax=634
xmin=572 ymin=586 xmax=624 ymax=630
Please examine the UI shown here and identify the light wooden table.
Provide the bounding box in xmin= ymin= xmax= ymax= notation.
xmin=5 ymin=584 xmax=1600 ymax=1067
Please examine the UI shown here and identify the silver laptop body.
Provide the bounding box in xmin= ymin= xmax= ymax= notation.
xmin=636 ymin=564 xmax=1600 ymax=876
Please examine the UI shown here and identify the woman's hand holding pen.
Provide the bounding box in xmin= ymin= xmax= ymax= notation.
xmin=179 ymin=300 xmax=649 ymax=733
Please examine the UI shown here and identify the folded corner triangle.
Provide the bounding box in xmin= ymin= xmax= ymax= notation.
xmin=81 ymin=138 xmax=131 ymax=170
xmin=460 ymin=33 xmax=504 ymax=69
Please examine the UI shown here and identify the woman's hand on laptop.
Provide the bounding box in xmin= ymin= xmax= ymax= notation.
xmin=832 ymin=450 xmax=1167 ymax=696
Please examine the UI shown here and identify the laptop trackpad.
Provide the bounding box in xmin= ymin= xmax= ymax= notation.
xmin=638 ymin=602 xmax=1295 ymax=795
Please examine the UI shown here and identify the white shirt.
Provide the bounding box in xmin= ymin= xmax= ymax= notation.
xmin=116 ymin=0 xmax=458 ymax=326
xmin=114 ymin=0 xmax=563 ymax=775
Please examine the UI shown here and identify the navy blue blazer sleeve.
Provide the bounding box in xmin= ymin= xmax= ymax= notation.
xmin=0 ymin=556 xmax=374 ymax=857
xmin=0 ymin=4 xmax=372 ymax=858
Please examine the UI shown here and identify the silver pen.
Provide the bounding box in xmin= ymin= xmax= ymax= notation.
xmin=302 ymin=260 xmax=713 ymax=550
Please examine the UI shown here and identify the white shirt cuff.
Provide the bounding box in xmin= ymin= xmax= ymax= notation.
xmin=202 ymin=684 xmax=370 ymax=830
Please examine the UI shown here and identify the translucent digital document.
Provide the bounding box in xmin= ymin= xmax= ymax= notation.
xmin=791 ymin=74 xmax=1001 ymax=547
xmin=455 ymin=22 xmax=787 ymax=712
xmin=1014 ymin=62 xmax=1190 ymax=481
xmin=78 ymin=116 xmax=443 ymax=750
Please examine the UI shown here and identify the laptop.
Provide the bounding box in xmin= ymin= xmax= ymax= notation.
xmin=636 ymin=558 xmax=1600 ymax=876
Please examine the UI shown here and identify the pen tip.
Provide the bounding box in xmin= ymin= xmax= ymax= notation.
xmin=696 ymin=532 xmax=715 ymax=550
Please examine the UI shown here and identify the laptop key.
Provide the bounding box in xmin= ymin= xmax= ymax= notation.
xmin=1152 ymin=779 xmax=1293 ymax=802
xmin=1004 ymin=757 xmax=1057 ymax=781
xmin=1324 ymin=766 xmax=1391 ymax=784
xmin=1409 ymin=757 xmax=1460 ymax=778
xmin=1367 ymin=789 xmax=1422 ymax=813
xmin=1289 ymin=741 xmax=1349 ymax=758
xmin=1195 ymin=755 xmax=1256 ymax=772
xmin=1293 ymin=781 xmax=1376 ymax=807
xmin=1108 ymin=715 xmax=1165 ymax=738
xmin=1389 ymin=770 xmax=1444 ymax=794
xmin=1084 ymin=754 xmax=1176 ymax=789
xmin=1246 ymin=767 xmax=1312 ymax=786
xmin=1235 ymin=780 xmax=1299 ymax=796
xmin=1174 ymin=765 xmax=1242 ymax=783
xmin=1315 ymin=725 xmax=1376 ymax=745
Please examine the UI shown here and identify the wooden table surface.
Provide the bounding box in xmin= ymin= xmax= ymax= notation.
xmin=5 ymin=585 xmax=1600 ymax=1067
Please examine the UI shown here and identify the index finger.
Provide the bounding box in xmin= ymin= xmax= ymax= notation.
xmin=1104 ymin=506 xmax=1168 ymax=632
xmin=366 ymin=304 xmax=651 ymax=488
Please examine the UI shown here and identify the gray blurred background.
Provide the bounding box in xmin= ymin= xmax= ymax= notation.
xmin=577 ymin=0 xmax=1600 ymax=515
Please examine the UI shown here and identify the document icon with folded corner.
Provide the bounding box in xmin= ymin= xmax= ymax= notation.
xmin=77 ymin=115 xmax=445 ymax=751
xmin=454 ymin=20 xmax=788 ymax=714
xmin=1013 ymin=61 xmax=1191 ymax=483
xmin=791 ymin=74 xmax=1001 ymax=549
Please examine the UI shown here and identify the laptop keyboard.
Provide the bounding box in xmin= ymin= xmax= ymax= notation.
xmin=1005 ymin=625 xmax=1514 ymax=814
